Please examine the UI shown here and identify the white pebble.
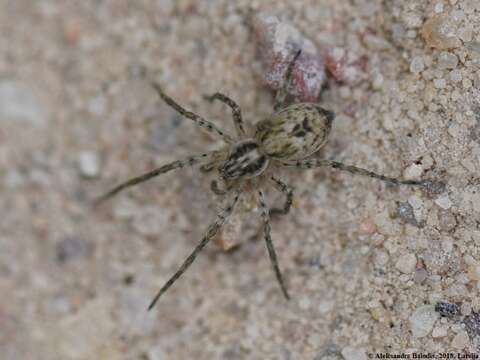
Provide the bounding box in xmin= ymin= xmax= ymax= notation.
xmin=437 ymin=52 xmax=458 ymax=69
xmin=434 ymin=195 xmax=452 ymax=210
xmin=434 ymin=3 xmax=444 ymax=13
xmin=409 ymin=305 xmax=439 ymax=338
xmin=341 ymin=347 xmax=366 ymax=360
xmin=431 ymin=325 xmax=448 ymax=338
xmin=449 ymin=69 xmax=462 ymax=82
xmin=433 ymin=78 xmax=446 ymax=89
xmin=78 ymin=151 xmax=100 ymax=178
xmin=396 ymin=253 xmax=417 ymax=274
xmin=0 ymin=81 xmax=48 ymax=127
xmin=404 ymin=163 xmax=423 ymax=180
xmin=451 ymin=330 xmax=469 ymax=349
xmin=410 ymin=56 xmax=425 ymax=73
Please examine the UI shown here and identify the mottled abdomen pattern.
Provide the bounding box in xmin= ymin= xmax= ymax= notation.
xmin=255 ymin=103 xmax=335 ymax=160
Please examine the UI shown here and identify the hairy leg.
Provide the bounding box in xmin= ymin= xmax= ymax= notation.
xmin=269 ymin=176 xmax=294 ymax=216
xmin=148 ymin=189 xmax=242 ymax=310
xmin=274 ymin=49 xmax=302 ymax=112
xmin=210 ymin=179 xmax=230 ymax=196
xmin=94 ymin=153 xmax=211 ymax=205
xmin=152 ymin=83 xmax=233 ymax=143
xmin=204 ymin=92 xmax=246 ymax=138
xmin=258 ymin=190 xmax=290 ymax=300
xmin=283 ymin=159 xmax=430 ymax=187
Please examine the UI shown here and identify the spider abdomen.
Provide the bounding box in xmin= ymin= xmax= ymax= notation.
xmin=255 ymin=103 xmax=335 ymax=160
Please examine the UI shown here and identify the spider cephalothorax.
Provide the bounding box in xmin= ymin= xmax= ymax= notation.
xmin=219 ymin=139 xmax=268 ymax=179
xmin=96 ymin=50 xmax=433 ymax=310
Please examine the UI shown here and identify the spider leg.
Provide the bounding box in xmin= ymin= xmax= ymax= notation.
xmin=258 ymin=190 xmax=290 ymax=300
xmin=152 ymin=83 xmax=234 ymax=143
xmin=148 ymin=189 xmax=242 ymax=310
xmin=274 ymin=49 xmax=302 ymax=112
xmin=210 ymin=179 xmax=229 ymax=196
xmin=94 ymin=152 xmax=211 ymax=206
xmin=204 ymin=92 xmax=246 ymax=138
xmin=269 ymin=176 xmax=294 ymax=217
xmin=283 ymin=159 xmax=429 ymax=187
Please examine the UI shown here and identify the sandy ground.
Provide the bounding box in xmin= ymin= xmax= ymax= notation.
xmin=1 ymin=0 xmax=480 ymax=359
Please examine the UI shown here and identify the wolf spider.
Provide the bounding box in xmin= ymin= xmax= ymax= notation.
xmin=96 ymin=51 xmax=433 ymax=310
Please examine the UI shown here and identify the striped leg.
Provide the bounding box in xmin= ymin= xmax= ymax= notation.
xmin=269 ymin=176 xmax=294 ymax=217
xmin=148 ymin=189 xmax=242 ymax=310
xmin=152 ymin=83 xmax=233 ymax=143
xmin=204 ymin=92 xmax=246 ymax=138
xmin=274 ymin=49 xmax=302 ymax=111
xmin=94 ymin=153 xmax=211 ymax=205
xmin=258 ymin=190 xmax=290 ymax=300
xmin=284 ymin=159 xmax=426 ymax=186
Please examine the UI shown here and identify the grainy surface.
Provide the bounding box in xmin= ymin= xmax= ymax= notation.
xmin=1 ymin=1 xmax=480 ymax=359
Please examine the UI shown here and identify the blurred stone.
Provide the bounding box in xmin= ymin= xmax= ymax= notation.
xmin=410 ymin=56 xmax=425 ymax=73
xmin=421 ymin=14 xmax=461 ymax=50
xmin=464 ymin=311 xmax=480 ymax=339
xmin=252 ymin=12 xmax=326 ymax=102
xmin=451 ymin=330 xmax=469 ymax=349
xmin=437 ymin=52 xmax=458 ymax=70
xmin=410 ymin=305 xmax=439 ymax=338
xmin=325 ymin=47 xmax=367 ymax=85
xmin=56 ymin=236 xmax=94 ymax=263
xmin=0 ymin=81 xmax=48 ymax=127
xmin=395 ymin=253 xmax=417 ymax=274
xmin=434 ymin=195 xmax=452 ymax=210
xmin=397 ymin=201 xmax=421 ymax=227
xmin=78 ymin=151 xmax=100 ymax=178
xmin=341 ymin=347 xmax=366 ymax=360
xmin=431 ymin=325 xmax=448 ymax=338
xmin=53 ymin=298 xmax=119 ymax=359
xmin=435 ymin=301 xmax=461 ymax=317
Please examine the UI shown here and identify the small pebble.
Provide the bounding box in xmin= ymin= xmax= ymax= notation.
xmin=438 ymin=210 xmax=457 ymax=232
xmin=325 ymin=47 xmax=366 ymax=85
xmin=431 ymin=325 xmax=448 ymax=338
xmin=464 ymin=311 xmax=480 ymax=338
xmin=422 ymin=180 xmax=447 ymax=196
xmin=467 ymin=260 xmax=480 ymax=281
xmin=358 ymin=219 xmax=377 ymax=235
xmin=56 ymin=236 xmax=94 ymax=263
xmin=341 ymin=347 xmax=366 ymax=360
xmin=435 ymin=301 xmax=461 ymax=317
xmin=451 ymin=330 xmax=469 ymax=349
xmin=395 ymin=253 xmax=417 ymax=274
xmin=78 ymin=151 xmax=100 ymax=178
xmin=421 ymin=14 xmax=461 ymax=50
xmin=410 ymin=56 xmax=425 ymax=74
xmin=433 ymin=78 xmax=446 ymax=89
xmin=397 ymin=201 xmax=421 ymax=227
xmin=413 ymin=268 xmax=428 ymax=284
xmin=461 ymin=302 xmax=472 ymax=316
xmin=434 ymin=195 xmax=452 ymax=210
xmin=437 ymin=52 xmax=458 ymax=70
xmin=410 ymin=305 xmax=439 ymax=338
xmin=0 ymin=80 xmax=48 ymax=127
xmin=403 ymin=163 xmax=423 ymax=180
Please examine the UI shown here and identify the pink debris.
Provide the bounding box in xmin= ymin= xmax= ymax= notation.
xmin=252 ymin=13 xmax=326 ymax=103
xmin=324 ymin=46 xmax=368 ymax=85
xmin=252 ymin=13 xmax=367 ymax=102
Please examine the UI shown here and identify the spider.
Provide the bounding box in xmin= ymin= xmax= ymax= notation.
xmin=96 ymin=51 xmax=433 ymax=310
